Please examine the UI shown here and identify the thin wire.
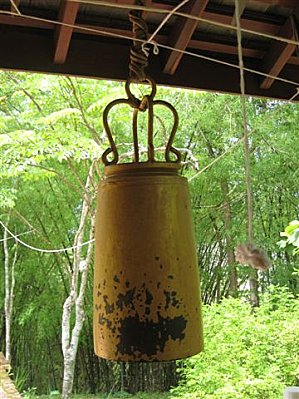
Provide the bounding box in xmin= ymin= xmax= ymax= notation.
xmin=188 ymin=131 xmax=254 ymax=182
xmin=10 ymin=0 xmax=21 ymax=15
xmin=0 ymin=10 xmax=298 ymax=91
xmin=146 ymin=0 xmax=190 ymax=46
xmin=289 ymin=88 xmax=299 ymax=101
xmin=235 ymin=0 xmax=253 ymax=243
xmin=69 ymin=0 xmax=299 ymax=48
xmin=0 ymin=221 xmax=95 ymax=253
xmin=0 ymin=229 xmax=33 ymax=242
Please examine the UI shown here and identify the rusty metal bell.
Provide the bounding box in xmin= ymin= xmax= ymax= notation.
xmin=93 ymin=80 xmax=203 ymax=361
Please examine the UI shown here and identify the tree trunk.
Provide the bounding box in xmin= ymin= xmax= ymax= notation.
xmin=3 ymin=221 xmax=17 ymax=363
xmin=61 ymin=162 xmax=96 ymax=399
xmin=249 ymin=270 xmax=260 ymax=308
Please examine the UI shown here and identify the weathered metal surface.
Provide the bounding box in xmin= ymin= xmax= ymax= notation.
xmin=94 ymin=163 xmax=203 ymax=361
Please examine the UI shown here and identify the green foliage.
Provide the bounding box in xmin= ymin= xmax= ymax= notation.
xmin=27 ymin=394 xmax=171 ymax=399
xmin=172 ymin=288 xmax=299 ymax=399
xmin=278 ymin=221 xmax=299 ymax=255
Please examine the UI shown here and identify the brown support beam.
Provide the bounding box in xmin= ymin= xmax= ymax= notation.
xmin=103 ymin=0 xmax=298 ymax=8
xmin=2 ymin=13 xmax=298 ymax=66
xmin=163 ymin=0 xmax=209 ymax=75
xmin=254 ymin=0 xmax=297 ymax=7
xmin=260 ymin=16 xmax=296 ymax=89
xmin=0 ymin=29 xmax=298 ymax=101
xmin=143 ymin=0 xmax=153 ymax=18
xmin=202 ymin=11 xmax=280 ymax=35
xmin=54 ymin=0 xmax=79 ymax=64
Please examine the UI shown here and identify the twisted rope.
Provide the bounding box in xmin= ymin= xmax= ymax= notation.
xmin=128 ymin=2 xmax=149 ymax=82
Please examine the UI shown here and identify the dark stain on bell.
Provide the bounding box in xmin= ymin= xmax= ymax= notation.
xmin=97 ymin=290 xmax=101 ymax=297
xmin=167 ymin=275 xmax=174 ymax=280
xmin=155 ymin=256 xmax=160 ymax=261
xmin=105 ymin=303 xmax=115 ymax=314
xmin=116 ymin=313 xmax=187 ymax=357
xmin=98 ymin=314 xmax=116 ymax=334
xmin=164 ymin=290 xmax=171 ymax=310
xmin=164 ymin=290 xmax=180 ymax=310
xmin=116 ymin=288 xmax=136 ymax=311
xmin=103 ymin=295 xmax=115 ymax=314
xmin=113 ymin=275 xmax=120 ymax=283
xmin=145 ymin=289 xmax=153 ymax=305
xmin=125 ymin=280 xmax=130 ymax=288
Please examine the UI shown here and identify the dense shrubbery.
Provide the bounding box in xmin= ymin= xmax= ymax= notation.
xmin=172 ymin=287 xmax=299 ymax=399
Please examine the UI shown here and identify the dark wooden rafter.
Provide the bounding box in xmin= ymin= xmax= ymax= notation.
xmin=255 ymin=0 xmax=297 ymax=7
xmin=260 ymin=16 xmax=297 ymax=89
xmin=143 ymin=0 xmax=153 ymax=18
xmin=54 ymin=0 xmax=79 ymax=64
xmin=163 ymin=0 xmax=209 ymax=75
xmin=0 ymin=10 xmax=298 ymax=66
xmin=93 ymin=0 xmax=299 ymax=10
xmin=0 ymin=9 xmax=280 ymax=37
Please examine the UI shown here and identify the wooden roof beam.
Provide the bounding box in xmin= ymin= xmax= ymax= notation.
xmin=54 ymin=0 xmax=79 ymax=64
xmin=260 ymin=16 xmax=296 ymax=89
xmin=254 ymin=0 xmax=297 ymax=7
xmin=107 ymin=0 xmax=298 ymax=9
xmin=163 ymin=0 xmax=209 ymax=75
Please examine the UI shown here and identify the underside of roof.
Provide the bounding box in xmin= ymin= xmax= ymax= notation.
xmin=0 ymin=0 xmax=298 ymax=101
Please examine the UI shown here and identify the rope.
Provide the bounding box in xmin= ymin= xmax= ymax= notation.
xmin=0 ymin=10 xmax=299 ymax=91
xmin=128 ymin=0 xmax=190 ymax=81
xmin=145 ymin=0 xmax=190 ymax=50
xmin=0 ymin=221 xmax=95 ymax=254
xmin=128 ymin=1 xmax=149 ymax=82
xmin=9 ymin=0 xmax=21 ymax=15
xmin=235 ymin=0 xmax=253 ymax=243
xmin=289 ymin=88 xmax=299 ymax=101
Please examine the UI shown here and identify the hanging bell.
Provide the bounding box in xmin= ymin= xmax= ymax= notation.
xmin=93 ymin=80 xmax=203 ymax=361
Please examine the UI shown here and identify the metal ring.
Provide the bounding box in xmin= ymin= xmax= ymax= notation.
xmin=125 ymin=77 xmax=157 ymax=108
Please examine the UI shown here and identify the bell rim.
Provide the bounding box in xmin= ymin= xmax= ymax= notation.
xmin=104 ymin=162 xmax=181 ymax=177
